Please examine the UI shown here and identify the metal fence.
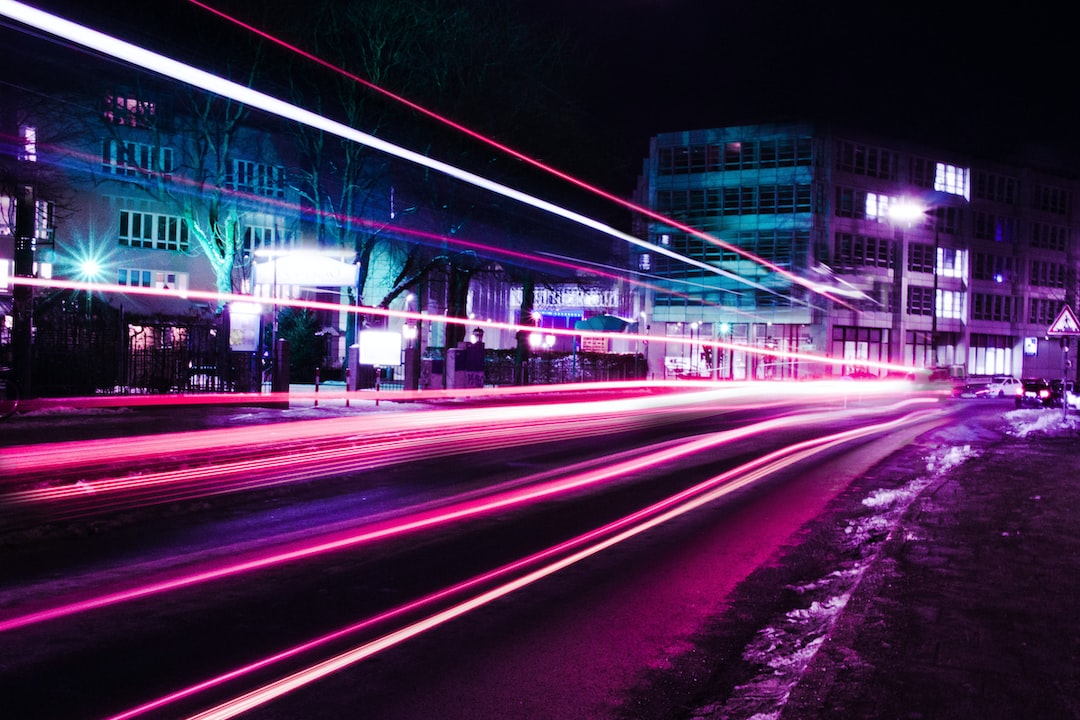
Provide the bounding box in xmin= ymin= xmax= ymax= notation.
xmin=1 ymin=293 xmax=648 ymax=398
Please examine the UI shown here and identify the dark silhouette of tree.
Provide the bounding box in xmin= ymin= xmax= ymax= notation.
xmin=258 ymin=0 xmax=603 ymax=353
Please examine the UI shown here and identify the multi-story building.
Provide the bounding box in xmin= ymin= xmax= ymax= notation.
xmin=635 ymin=122 xmax=1078 ymax=381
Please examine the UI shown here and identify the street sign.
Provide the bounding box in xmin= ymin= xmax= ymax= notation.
xmin=1047 ymin=304 xmax=1080 ymax=336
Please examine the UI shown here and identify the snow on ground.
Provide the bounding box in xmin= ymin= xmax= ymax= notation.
xmin=1003 ymin=408 xmax=1080 ymax=438
xmin=692 ymin=441 xmax=982 ymax=720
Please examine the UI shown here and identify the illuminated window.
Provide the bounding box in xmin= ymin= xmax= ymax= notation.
xmin=34 ymin=200 xmax=53 ymax=241
xmin=0 ymin=196 xmax=13 ymax=236
xmin=638 ymin=253 xmax=651 ymax=271
xmin=937 ymin=289 xmax=965 ymax=320
xmin=19 ymin=125 xmax=36 ymax=162
xmin=118 ymin=210 xmax=189 ymax=251
xmin=934 ymin=162 xmax=970 ymax=200
xmin=118 ymin=268 xmax=189 ymax=292
xmin=104 ymin=95 xmax=156 ymax=128
xmin=243 ymin=224 xmax=277 ymax=254
xmin=937 ymin=247 xmax=965 ymax=279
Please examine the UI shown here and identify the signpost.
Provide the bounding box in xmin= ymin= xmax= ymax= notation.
xmin=1047 ymin=304 xmax=1080 ymax=421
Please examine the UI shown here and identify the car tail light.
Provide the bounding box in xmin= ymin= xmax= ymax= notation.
xmin=1039 ymin=388 xmax=1050 ymax=399
xmin=1016 ymin=386 xmax=1024 ymax=396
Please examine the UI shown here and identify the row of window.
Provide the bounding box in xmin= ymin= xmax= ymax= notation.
xmin=834 ymin=141 xmax=1075 ymax=213
xmin=117 ymin=268 xmax=188 ymax=292
xmin=903 ymin=287 xmax=1067 ymax=324
xmin=118 ymin=209 xmax=190 ymax=251
xmin=99 ymin=140 xmax=286 ymax=198
xmin=655 ymin=137 xmax=812 ymax=175
xmin=656 ymin=184 xmax=813 ymax=217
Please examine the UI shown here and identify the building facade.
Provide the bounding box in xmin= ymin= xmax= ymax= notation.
xmin=635 ymin=122 xmax=1078 ymax=381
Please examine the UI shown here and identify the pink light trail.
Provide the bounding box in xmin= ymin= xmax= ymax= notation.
xmin=100 ymin=404 xmax=944 ymax=720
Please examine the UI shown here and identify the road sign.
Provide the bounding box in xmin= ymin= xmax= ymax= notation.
xmin=1047 ymin=304 xmax=1080 ymax=335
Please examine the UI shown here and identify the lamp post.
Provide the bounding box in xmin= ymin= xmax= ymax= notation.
xmin=931 ymin=224 xmax=940 ymax=368
xmin=889 ymin=199 xmax=936 ymax=369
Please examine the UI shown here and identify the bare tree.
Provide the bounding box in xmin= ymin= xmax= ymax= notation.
xmin=263 ymin=0 xmax=588 ymax=348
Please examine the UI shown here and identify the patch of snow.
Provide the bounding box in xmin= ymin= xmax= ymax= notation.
xmin=696 ymin=441 xmax=982 ymax=720
xmin=1004 ymin=409 xmax=1080 ymax=438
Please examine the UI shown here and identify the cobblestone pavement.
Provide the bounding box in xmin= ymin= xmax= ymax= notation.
xmin=621 ymin=401 xmax=1080 ymax=720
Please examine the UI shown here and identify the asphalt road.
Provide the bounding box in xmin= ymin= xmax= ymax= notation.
xmin=0 ymin=392 xmax=951 ymax=719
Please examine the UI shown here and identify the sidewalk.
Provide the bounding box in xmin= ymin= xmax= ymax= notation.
xmin=779 ymin=403 xmax=1080 ymax=719
xmin=657 ymin=401 xmax=1080 ymax=720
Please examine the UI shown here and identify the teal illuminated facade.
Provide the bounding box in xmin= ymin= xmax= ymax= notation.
xmin=635 ymin=122 xmax=1079 ymax=381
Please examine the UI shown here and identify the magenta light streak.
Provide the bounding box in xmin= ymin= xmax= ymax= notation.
xmin=0 ymin=2 xmax=776 ymax=307
xmin=107 ymin=405 xmax=943 ymax=720
xmin=186 ymin=0 xmax=855 ymax=311
xmin=0 ymin=405 xmax=795 ymax=632
xmin=9 ymin=275 xmax=918 ymax=374
xmin=0 ymin=398 xmax=937 ymax=641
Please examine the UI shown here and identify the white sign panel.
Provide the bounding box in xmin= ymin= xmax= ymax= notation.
xmin=254 ymin=255 xmax=359 ymax=287
xmin=356 ymin=331 xmax=402 ymax=366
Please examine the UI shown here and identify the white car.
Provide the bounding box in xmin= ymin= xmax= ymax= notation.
xmin=1066 ymin=381 xmax=1080 ymax=410
xmin=982 ymin=375 xmax=1020 ymax=398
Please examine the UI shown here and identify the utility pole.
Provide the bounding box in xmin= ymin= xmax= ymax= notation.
xmin=12 ymin=184 xmax=35 ymax=398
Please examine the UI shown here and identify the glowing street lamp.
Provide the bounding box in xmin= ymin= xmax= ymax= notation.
xmin=888 ymin=199 xmax=939 ymax=368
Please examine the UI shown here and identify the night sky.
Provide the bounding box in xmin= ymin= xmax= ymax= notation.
xmin=9 ymin=0 xmax=1080 ymax=194
xmin=539 ymin=0 xmax=1080 ymax=188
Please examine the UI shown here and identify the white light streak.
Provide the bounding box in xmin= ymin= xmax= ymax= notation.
xmin=0 ymin=0 xmax=777 ymax=297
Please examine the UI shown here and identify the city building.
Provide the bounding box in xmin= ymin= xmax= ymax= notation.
xmin=634 ymin=122 xmax=1078 ymax=381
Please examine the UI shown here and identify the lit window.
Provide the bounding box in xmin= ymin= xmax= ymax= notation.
xmin=19 ymin=126 xmax=36 ymax=162
xmin=935 ymin=162 xmax=970 ymax=201
xmin=104 ymin=95 xmax=156 ymax=128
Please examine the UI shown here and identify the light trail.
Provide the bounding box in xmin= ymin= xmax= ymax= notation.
xmin=100 ymin=405 xmax=944 ymax=720
xmin=1 ymin=380 xmax=926 ymax=479
xmin=25 ymin=135 xmax=717 ymax=311
xmin=187 ymin=0 xmax=855 ymax=311
xmin=0 ymin=398 xmax=936 ymax=636
xmin=10 ymin=276 xmax=923 ymax=375
xmin=0 ymin=1 xmax=803 ymax=308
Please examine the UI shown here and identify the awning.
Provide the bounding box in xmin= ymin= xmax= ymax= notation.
xmin=574 ymin=314 xmax=631 ymax=332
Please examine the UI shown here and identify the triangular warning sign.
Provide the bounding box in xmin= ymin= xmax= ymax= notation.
xmin=1048 ymin=304 xmax=1080 ymax=335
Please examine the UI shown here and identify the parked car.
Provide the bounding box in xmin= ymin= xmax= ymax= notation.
xmin=1015 ymin=378 xmax=1057 ymax=408
xmin=983 ymin=375 xmax=1021 ymax=398
xmin=958 ymin=381 xmax=988 ymax=398
xmin=1050 ymin=379 xmax=1075 ymax=409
